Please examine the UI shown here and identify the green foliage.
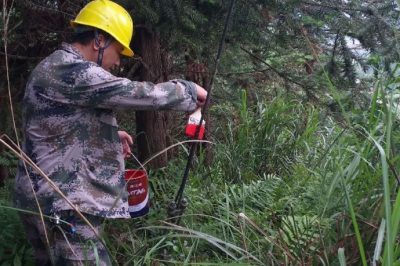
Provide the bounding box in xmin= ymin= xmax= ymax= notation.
xmin=0 ymin=182 xmax=34 ymax=265
xmin=0 ymin=150 xmax=18 ymax=176
xmin=2 ymin=72 xmax=400 ymax=264
xmin=1 ymin=0 xmax=400 ymax=265
xmin=213 ymin=90 xmax=320 ymax=182
xmin=5 ymin=64 xmax=390 ymax=264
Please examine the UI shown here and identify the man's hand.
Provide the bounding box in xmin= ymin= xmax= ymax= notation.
xmin=118 ymin=131 xmax=133 ymax=159
xmin=195 ymin=84 xmax=207 ymax=107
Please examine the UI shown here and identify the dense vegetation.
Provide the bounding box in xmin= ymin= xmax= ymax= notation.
xmin=1 ymin=0 xmax=400 ymax=265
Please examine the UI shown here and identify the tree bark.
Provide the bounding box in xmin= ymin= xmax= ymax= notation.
xmin=132 ymin=27 xmax=168 ymax=168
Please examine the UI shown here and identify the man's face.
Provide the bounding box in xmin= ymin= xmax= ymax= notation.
xmin=101 ymin=41 xmax=124 ymax=72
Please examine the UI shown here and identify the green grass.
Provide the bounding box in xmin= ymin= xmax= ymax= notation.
xmin=1 ymin=71 xmax=400 ymax=265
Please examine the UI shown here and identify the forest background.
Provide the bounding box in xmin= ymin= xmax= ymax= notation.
xmin=1 ymin=0 xmax=400 ymax=265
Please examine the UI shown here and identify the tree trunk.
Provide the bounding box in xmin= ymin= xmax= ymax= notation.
xmin=132 ymin=27 xmax=168 ymax=168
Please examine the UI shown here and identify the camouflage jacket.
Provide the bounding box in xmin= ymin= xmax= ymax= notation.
xmin=14 ymin=43 xmax=198 ymax=218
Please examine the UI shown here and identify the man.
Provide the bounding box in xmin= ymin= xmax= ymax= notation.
xmin=14 ymin=0 xmax=207 ymax=265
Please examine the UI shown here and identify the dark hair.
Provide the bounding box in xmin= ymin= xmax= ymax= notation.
xmin=70 ymin=26 xmax=114 ymax=45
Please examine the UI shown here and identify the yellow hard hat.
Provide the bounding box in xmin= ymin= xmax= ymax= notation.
xmin=71 ymin=0 xmax=134 ymax=57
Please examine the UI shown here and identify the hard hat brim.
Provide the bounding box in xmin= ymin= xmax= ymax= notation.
xmin=121 ymin=47 xmax=134 ymax=57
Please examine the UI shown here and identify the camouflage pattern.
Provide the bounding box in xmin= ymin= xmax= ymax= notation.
xmin=20 ymin=211 xmax=111 ymax=265
xmin=14 ymin=42 xmax=198 ymax=218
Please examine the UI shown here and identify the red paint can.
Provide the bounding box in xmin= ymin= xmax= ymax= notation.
xmin=124 ymin=169 xmax=149 ymax=218
xmin=185 ymin=108 xmax=205 ymax=139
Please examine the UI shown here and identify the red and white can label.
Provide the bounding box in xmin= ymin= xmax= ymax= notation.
xmin=185 ymin=108 xmax=206 ymax=139
xmin=124 ymin=169 xmax=149 ymax=218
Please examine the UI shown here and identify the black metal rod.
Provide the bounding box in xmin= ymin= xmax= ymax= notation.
xmin=173 ymin=0 xmax=236 ymax=219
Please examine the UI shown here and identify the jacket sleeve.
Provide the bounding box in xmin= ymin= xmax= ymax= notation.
xmin=38 ymin=61 xmax=198 ymax=111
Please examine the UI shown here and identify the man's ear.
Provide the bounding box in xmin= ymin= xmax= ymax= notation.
xmin=92 ymin=34 xmax=106 ymax=51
